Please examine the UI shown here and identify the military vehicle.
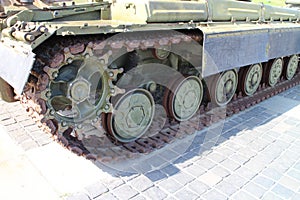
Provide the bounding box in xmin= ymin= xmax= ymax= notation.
xmin=0 ymin=0 xmax=300 ymax=154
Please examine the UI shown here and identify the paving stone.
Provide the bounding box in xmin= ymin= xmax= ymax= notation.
xmin=285 ymin=128 xmax=300 ymax=139
xmin=112 ymin=185 xmax=138 ymax=199
xmin=171 ymin=171 xmax=195 ymax=186
xmin=252 ymin=175 xmax=275 ymax=189
xmin=174 ymin=188 xmax=198 ymax=200
xmin=224 ymin=174 xmax=248 ymax=189
xmin=220 ymin=158 xmax=240 ymax=171
xmin=20 ymin=140 xmax=39 ymax=151
xmin=163 ymin=196 xmax=177 ymax=200
xmin=66 ymin=193 xmax=90 ymax=200
xmin=262 ymin=167 xmax=283 ymax=181
xmin=214 ymin=147 xmax=235 ymax=158
xmin=289 ymin=169 xmax=300 ymax=180
xmin=183 ymin=163 xmax=206 ymax=178
xmin=144 ymin=155 xmax=169 ymax=169
xmin=236 ymin=147 xmax=257 ymax=159
xmin=159 ymin=149 xmax=180 ymax=161
xmin=85 ymin=182 xmax=108 ymax=199
xmin=172 ymin=156 xmax=193 ymax=169
xmin=231 ymin=190 xmax=256 ymax=200
xmin=242 ymin=182 xmax=266 ymax=198
xmin=103 ymin=178 xmax=124 ymax=190
xmin=198 ymin=172 xmax=222 ymax=187
xmin=215 ymin=180 xmax=239 ymax=196
xmin=229 ymin=153 xmax=250 ymax=165
xmin=195 ymin=158 xmax=217 ymax=170
xmin=224 ymin=140 xmax=243 ymax=151
xmin=210 ymin=165 xmax=230 ymax=178
xmin=234 ymin=167 xmax=257 ymax=180
xmin=129 ymin=194 xmax=147 ymax=200
xmin=206 ymin=152 xmax=226 ymax=163
xmin=222 ymin=128 xmax=240 ymax=139
xmin=94 ymin=192 xmax=117 ymax=200
xmin=160 ymin=164 xmax=180 ymax=177
xmin=158 ymin=178 xmax=183 ymax=193
xmin=129 ymin=175 xmax=154 ymax=192
xmin=243 ymin=158 xmax=266 ymax=173
xmin=279 ymin=175 xmax=300 ymax=192
xmin=142 ymin=186 xmax=167 ymax=200
xmin=202 ymin=189 xmax=227 ymax=200
xmin=187 ymin=180 xmax=209 ymax=195
xmin=145 ymin=170 xmax=167 ymax=182
xmin=272 ymin=183 xmax=294 ymax=199
xmin=294 ymin=162 xmax=300 ymax=171
xmin=290 ymin=193 xmax=300 ymax=200
xmin=284 ymin=152 xmax=300 ymax=164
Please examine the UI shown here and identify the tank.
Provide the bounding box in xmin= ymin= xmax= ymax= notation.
xmin=0 ymin=0 xmax=300 ymax=157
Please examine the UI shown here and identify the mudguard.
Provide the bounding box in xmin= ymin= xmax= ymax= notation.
xmin=0 ymin=37 xmax=35 ymax=94
xmin=200 ymin=23 xmax=300 ymax=77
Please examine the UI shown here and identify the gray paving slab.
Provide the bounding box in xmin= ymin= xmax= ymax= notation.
xmin=1 ymin=85 xmax=300 ymax=200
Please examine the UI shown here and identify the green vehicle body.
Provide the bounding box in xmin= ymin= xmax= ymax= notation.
xmin=1 ymin=0 xmax=300 ymax=96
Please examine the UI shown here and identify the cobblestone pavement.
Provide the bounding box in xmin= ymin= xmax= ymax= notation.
xmin=1 ymin=85 xmax=300 ymax=200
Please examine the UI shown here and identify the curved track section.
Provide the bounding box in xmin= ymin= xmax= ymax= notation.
xmin=20 ymin=33 xmax=300 ymax=162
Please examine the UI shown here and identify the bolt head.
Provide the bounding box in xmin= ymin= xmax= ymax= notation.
xmin=50 ymin=110 xmax=55 ymax=115
xmin=67 ymin=58 xmax=73 ymax=64
xmin=99 ymin=59 xmax=105 ymax=64
xmin=110 ymin=88 xmax=115 ymax=94
xmin=62 ymin=121 xmax=67 ymax=127
xmin=52 ymin=72 xmax=58 ymax=78
xmin=46 ymin=91 xmax=51 ymax=98
xmin=109 ymin=71 xmax=114 ymax=77
xmin=104 ymin=104 xmax=110 ymax=110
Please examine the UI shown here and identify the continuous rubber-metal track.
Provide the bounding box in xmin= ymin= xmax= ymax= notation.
xmin=20 ymin=34 xmax=300 ymax=163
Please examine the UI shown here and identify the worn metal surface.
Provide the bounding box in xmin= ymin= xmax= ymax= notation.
xmin=201 ymin=23 xmax=300 ymax=77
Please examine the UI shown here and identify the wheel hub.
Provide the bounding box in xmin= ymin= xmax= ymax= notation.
xmin=251 ymin=72 xmax=258 ymax=85
xmin=68 ymin=77 xmax=91 ymax=103
xmin=225 ymin=80 xmax=233 ymax=93
xmin=126 ymin=106 xmax=145 ymax=128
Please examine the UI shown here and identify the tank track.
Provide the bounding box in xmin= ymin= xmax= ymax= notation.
xmin=20 ymin=33 xmax=300 ymax=163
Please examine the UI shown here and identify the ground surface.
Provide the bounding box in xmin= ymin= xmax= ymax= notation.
xmin=0 ymin=85 xmax=300 ymax=200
